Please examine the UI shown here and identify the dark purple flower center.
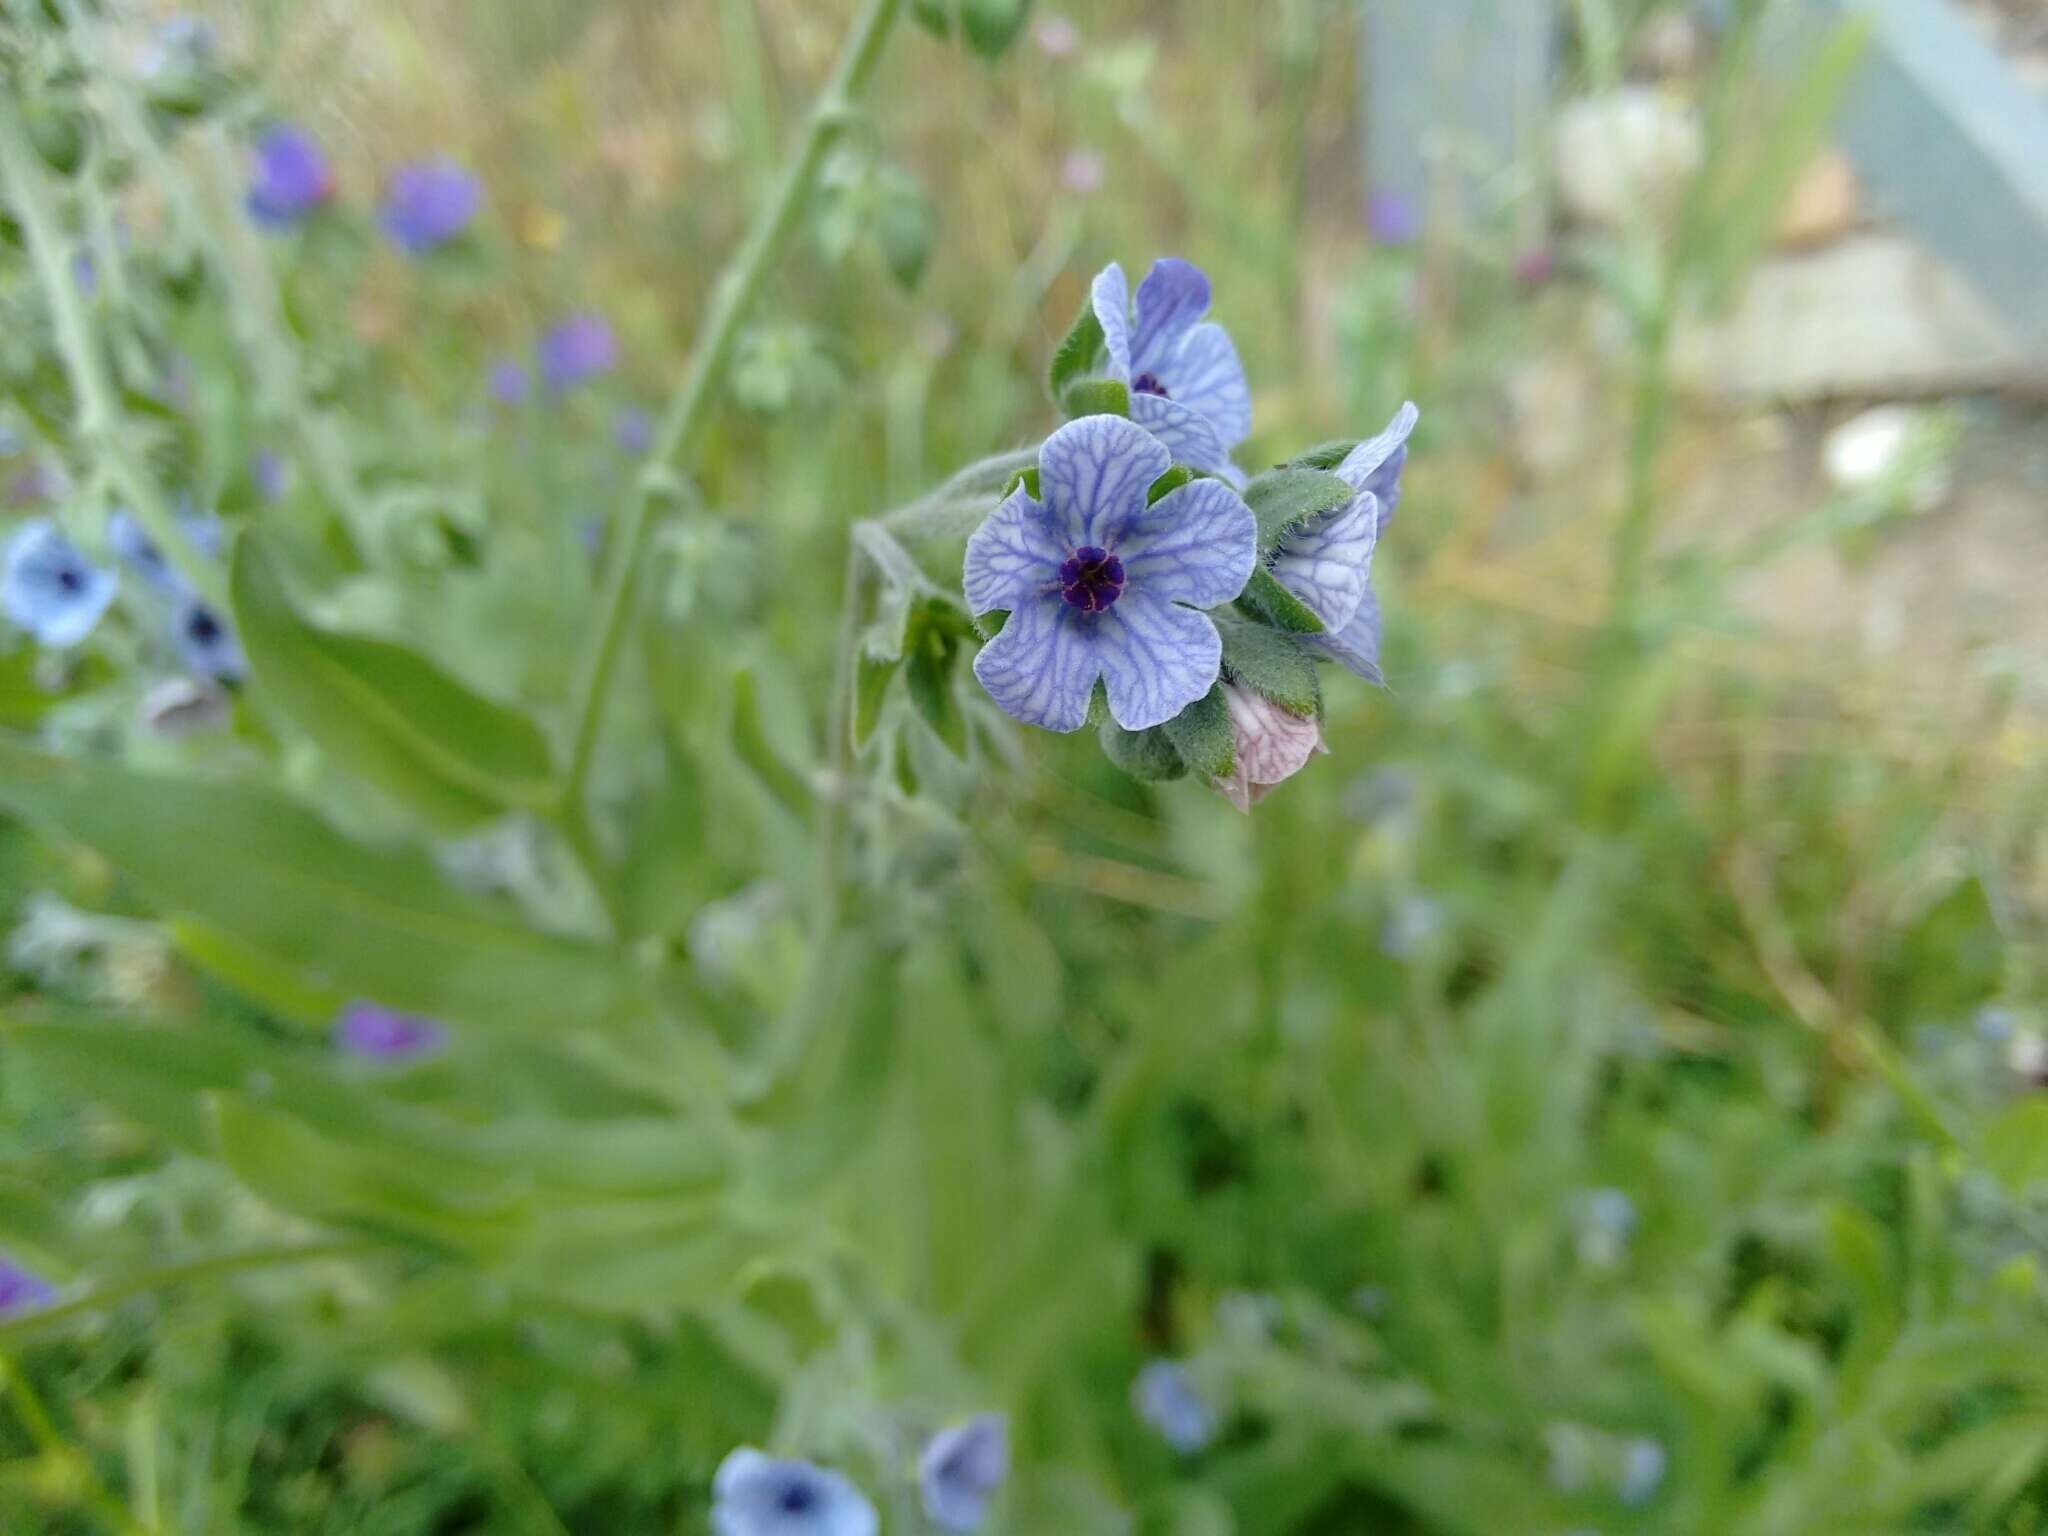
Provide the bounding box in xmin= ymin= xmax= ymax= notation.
xmin=187 ymin=606 xmax=221 ymax=643
xmin=777 ymin=1478 xmax=818 ymax=1514
xmin=1131 ymin=372 xmax=1168 ymax=397
xmin=55 ymin=565 xmax=83 ymax=593
xmin=1059 ymin=546 xmax=1125 ymax=612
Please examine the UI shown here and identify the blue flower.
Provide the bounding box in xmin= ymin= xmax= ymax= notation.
xmin=710 ymin=1448 xmax=877 ymax=1536
xmin=918 ymin=1415 xmax=1008 ymax=1531
xmin=537 ymin=312 xmax=618 ymax=393
xmin=252 ymin=448 xmax=289 ymax=503
xmin=614 ymin=405 xmax=653 ymax=455
xmin=1133 ymin=1359 xmax=1215 ymax=1454
xmin=3 ymin=520 xmax=118 ymax=647
xmin=107 ymin=505 xmax=223 ymax=593
xmin=1619 ymin=1437 xmax=1667 ymax=1506
xmin=1572 ymin=1186 xmax=1637 ymax=1269
xmin=0 ymin=1253 xmax=53 ymax=1314
xmin=334 ymin=1001 xmax=446 ymax=1061
xmin=379 ymin=158 xmax=480 ymax=253
xmin=1366 ymin=187 xmax=1421 ymax=246
xmin=964 ymin=413 xmax=1254 ymax=732
xmin=171 ymin=596 xmax=244 ymax=682
xmin=1089 ymin=258 xmax=1251 ymax=480
xmin=1268 ymin=402 xmax=1417 ymax=683
xmin=487 ymin=356 xmax=530 ymax=406
xmin=246 ymin=124 xmax=335 ymax=227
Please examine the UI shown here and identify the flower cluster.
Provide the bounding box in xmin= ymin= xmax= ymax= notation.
xmin=107 ymin=506 xmax=245 ymax=682
xmin=710 ymin=1415 xmax=1008 ymax=1536
xmin=959 ymin=256 xmax=1418 ymax=810
xmin=243 ymin=122 xmax=481 ymax=256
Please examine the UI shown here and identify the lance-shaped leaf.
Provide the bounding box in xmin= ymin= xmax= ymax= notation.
xmin=1216 ymin=612 xmax=1321 ymax=717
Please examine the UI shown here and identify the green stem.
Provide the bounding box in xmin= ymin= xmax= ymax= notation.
xmin=0 ymin=102 xmax=225 ymax=611
xmin=561 ymin=0 xmax=905 ymax=815
xmin=1606 ymin=296 xmax=1673 ymax=634
xmin=0 ymin=1351 xmax=151 ymax=1536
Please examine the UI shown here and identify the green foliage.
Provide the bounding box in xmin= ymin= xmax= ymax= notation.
xmin=1161 ymin=683 xmax=1232 ymax=779
xmin=1060 ymin=375 xmax=1130 ymax=419
xmin=1242 ymin=466 xmax=1354 ymax=553
xmin=1098 ymin=716 xmax=1186 ymax=781
xmin=1216 ymin=612 xmax=1319 ymax=715
xmin=1048 ymin=292 xmax=1107 ymax=400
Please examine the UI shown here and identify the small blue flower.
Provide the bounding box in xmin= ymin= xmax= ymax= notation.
xmin=487 ymin=356 xmax=530 ymax=406
xmin=918 ymin=1415 xmax=1008 ymax=1532
xmin=247 ymin=124 xmax=335 ymax=227
xmin=72 ymin=251 xmax=97 ymax=296
xmin=106 ymin=505 xmax=224 ymax=593
xmin=1367 ymin=187 xmax=1422 ymax=246
xmin=710 ymin=1448 xmax=877 ymax=1536
xmin=1619 ymin=1437 xmax=1667 ymax=1506
xmin=0 ymin=1253 xmax=54 ymax=1314
xmin=379 ymin=158 xmax=480 ymax=253
xmin=1268 ymin=401 xmax=1417 ymax=684
xmin=614 ymin=405 xmax=653 ymax=455
xmin=964 ymin=413 xmax=1255 ymax=733
xmin=171 ymin=597 xmax=244 ymax=682
xmin=252 ymin=448 xmax=289 ymax=503
xmin=334 ymin=1001 xmax=446 ymax=1061
xmin=1089 ymin=258 xmax=1251 ymax=479
xmin=3 ymin=520 xmax=118 ymax=648
xmin=1573 ymin=1186 xmax=1637 ymax=1269
xmin=537 ymin=312 xmax=618 ymax=393
xmin=1134 ymin=1359 xmax=1215 ymax=1454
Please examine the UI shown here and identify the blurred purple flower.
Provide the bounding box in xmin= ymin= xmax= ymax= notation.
xmin=963 ymin=413 xmax=1254 ymax=733
xmin=538 ymin=312 xmax=618 ymax=393
xmin=1515 ymin=245 xmax=1558 ymax=288
xmin=334 ymin=1001 xmax=446 ymax=1061
xmin=3 ymin=520 xmax=118 ymax=648
xmin=1133 ymin=1360 xmax=1214 ymax=1454
xmin=1090 ymin=258 xmax=1252 ymax=479
xmin=614 ymin=405 xmax=653 ymax=455
xmin=1060 ymin=149 xmax=1104 ymax=195
xmin=252 ymin=448 xmax=289 ymax=502
xmin=379 ymin=158 xmax=480 ymax=253
xmin=1032 ymin=13 xmax=1079 ymax=57
xmin=919 ymin=1415 xmax=1008 ymax=1531
xmin=488 ymin=356 xmax=530 ymax=406
xmin=0 ymin=1253 xmax=54 ymax=1314
xmin=1367 ymin=187 xmax=1421 ymax=245
xmin=711 ymin=1448 xmax=877 ymax=1536
xmin=107 ymin=504 xmax=225 ymax=594
xmin=247 ymin=124 xmax=336 ymax=227
xmin=72 ymin=251 xmax=97 ymax=296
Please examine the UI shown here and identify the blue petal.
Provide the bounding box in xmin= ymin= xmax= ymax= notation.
xmin=2 ymin=520 xmax=119 ymax=648
xmin=710 ymin=1448 xmax=878 ymax=1536
xmin=1313 ymin=584 xmax=1383 ymax=684
xmin=1089 ymin=261 xmax=1133 ymax=379
xmin=1117 ymin=479 xmax=1256 ymax=609
xmin=1128 ymin=392 xmax=1234 ymax=478
xmin=1338 ymin=402 xmax=1418 ymax=526
xmin=1272 ymin=489 xmax=1378 ymax=633
xmin=1164 ymin=321 xmax=1251 ymax=447
xmin=1130 ymin=258 xmax=1211 ymax=379
xmin=1037 ymin=414 xmax=1171 ymax=550
xmin=919 ymin=1415 xmax=1008 ymax=1532
xmin=1093 ymin=590 xmax=1222 ymax=731
xmin=963 ymin=487 xmax=1062 ymax=614
xmin=971 ymin=598 xmax=1096 ymax=732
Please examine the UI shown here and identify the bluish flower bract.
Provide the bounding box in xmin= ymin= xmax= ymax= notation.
xmin=710 ymin=1448 xmax=877 ymax=1536
xmin=538 ymin=313 xmax=618 ymax=393
xmin=964 ymin=414 xmax=1254 ymax=732
xmin=918 ymin=1414 xmax=1008 ymax=1531
xmin=0 ymin=1252 xmax=53 ymax=1314
xmin=1133 ymin=1359 xmax=1215 ymax=1454
xmin=247 ymin=124 xmax=335 ymax=227
xmin=379 ymin=158 xmax=480 ymax=253
xmin=1089 ymin=258 xmax=1251 ymax=479
xmin=3 ymin=519 xmax=118 ymax=647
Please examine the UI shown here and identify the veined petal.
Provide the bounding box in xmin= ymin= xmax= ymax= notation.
xmin=1214 ymin=681 xmax=1326 ymax=812
xmin=1116 ymin=479 xmax=1256 ymax=609
xmin=1128 ymin=392 xmax=1233 ymax=478
xmin=971 ymin=599 xmax=1097 ymax=732
xmin=1313 ymin=584 xmax=1384 ymax=684
xmin=1038 ymin=414 xmax=1171 ymax=550
xmin=963 ymin=487 xmax=1062 ymax=614
xmin=1165 ymin=321 xmax=1251 ymax=446
xmin=1131 ymin=258 xmax=1211 ymax=378
xmin=1271 ymin=490 xmax=1378 ymax=633
xmin=1338 ymin=402 xmax=1418 ymax=526
xmin=1094 ymin=590 xmax=1221 ymax=732
xmin=1090 ymin=261 xmax=1134 ymax=379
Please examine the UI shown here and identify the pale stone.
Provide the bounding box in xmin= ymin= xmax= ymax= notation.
xmin=1775 ymin=148 xmax=1861 ymax=249
xmin=1823 ymin=404 xmax=1955 ymax=514
xmin=1555 ymin=88 xmax=1704 ymax=229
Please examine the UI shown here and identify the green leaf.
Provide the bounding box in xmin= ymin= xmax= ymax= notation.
xmin=170 ymin=918 xmax=351 ymax=1027
xmin=1239 ymin=565 xmax=1326 ymax=634
xmin=731 ymin=668 xmax=811 ymax=817
xmin=1161 ymin=685 xmax=1233 ymax=779
xmin=853 ymin=652 xmax=901 ymax=750
xmin=910 ymin=0 xmax=953 ymax=37
xmin=1243 ymin=466 xmax=1354 ymax=553
xmin=1047 ymin=293 xmax=1105 ymax=401
xmin=961 ymin=0 xmax=1034 ymax=58
xmin=1060 ymin=377 xmax=1129 ymax=420
xmin=0 ymin=739 xmax=648 ymax=1033
xmin=903 ymin=600 xmax=972 ymax=756
xmin=1001 ymin=466 xmax=1041 ymax=501
xmin=1146 ymin=465 xmax=1194 ymax=504
xmin=1098 ymin=718 xmax=1186 ymax=782
xmin=1218 ymin=613 xmax=1320 ymax=716
xmin=1285 ymin=439 xmax=1360 ymax=471
xmin=233 ymin=536 xmax=555 ymax=833
xmin=1982 ymin=1100 xmax=2048 ymax=1194
xmin=876 ymin=165 xmax=938 ymax=290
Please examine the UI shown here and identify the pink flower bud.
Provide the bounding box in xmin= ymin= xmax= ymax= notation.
xmin=1212 ymin=682 xmax=1326 ymax=811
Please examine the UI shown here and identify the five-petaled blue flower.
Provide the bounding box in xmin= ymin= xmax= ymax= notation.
xmin=107 ymin=505 xmax=224 ymax=594
xmin=964 ymin=414 xmax=1254 ymax=733
xmin=3 ymin=519 xmax=118 ymax=648
xmin=919 ymin=1414 xmax=1008 ymax=1531
xmin=379 ymin=158 xmax=480 ymax=253
xmin=0 ymin=1252 xmax=54 ymax=1314
xmin=334 ymin=1001 xmax=446 ymax=1061
xmin=246 ymin=124 xmax=335 ymax=227
xmin=1268 ymin=402 xmax=1417 ymax=683
xmin=1090 ymin=258 xmax=1252 ymax=481
xmin=710 ymin=1448 xmax=877 ymax=1536
xmin=1133 ymin=1359 xmax=1216 ymax=1454
xmin=171 ymin=596 xmax=245 ymax=682
xmin=538 ymin=312 xmax=619 ymax=393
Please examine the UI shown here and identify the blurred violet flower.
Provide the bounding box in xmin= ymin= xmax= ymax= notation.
xmin=1619 ymin=1437 xmax=1668 ymax=1506
xmin=1366 ymin=187 xmax=1421 ymax=246
xmin=537 ymin=312 xmax=618 ymax=393
xmin=711 ymin=1448 xmax=877 ymax=1536
xmin=614 ymin=405 xmax=653 ymax=455
xmin=246 ymin=124 xmax=336 ymax=227
xmin=170 ymin=597 xmax=245 ymax=682
xmin=1060 ymin=148 xmax=1105 ymax=195
xmin=379 ymin=158 xmax=480 ymax=253
xmin=1090 ymin=258 xmax=1251 ymax=479
xmin=1032 ymin=13 xmax=1080 ymax=57
xmin=488 ymin=356 xmax=530 ymax=406
xmin=252 ymin=448 xmax=289 ymax=503
xmin=3 ymin=520 xmax=118 ymax=647
xmin=1133 ymin=1359 xmax=1215 ymax=1454
xmin=1212 ymin=680 xmax=1326 ymax=812
xmin=0 ymin=1253 xmax=54 ymax=1314
xmin=107 ymin=505 xmax=224 ymax=593
xmin=72 ymin=251 xmax=97 ymax=296
xmin=334 ymin=1001 xmax=446 ymax=1061
xmin=1268 ymin=402 xmax=1417 ymax=683
xmin=918 ymin=1415 xmax=1008 ymax=1531
xmin=963 ymin=413 xmax=1254 ymax=732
